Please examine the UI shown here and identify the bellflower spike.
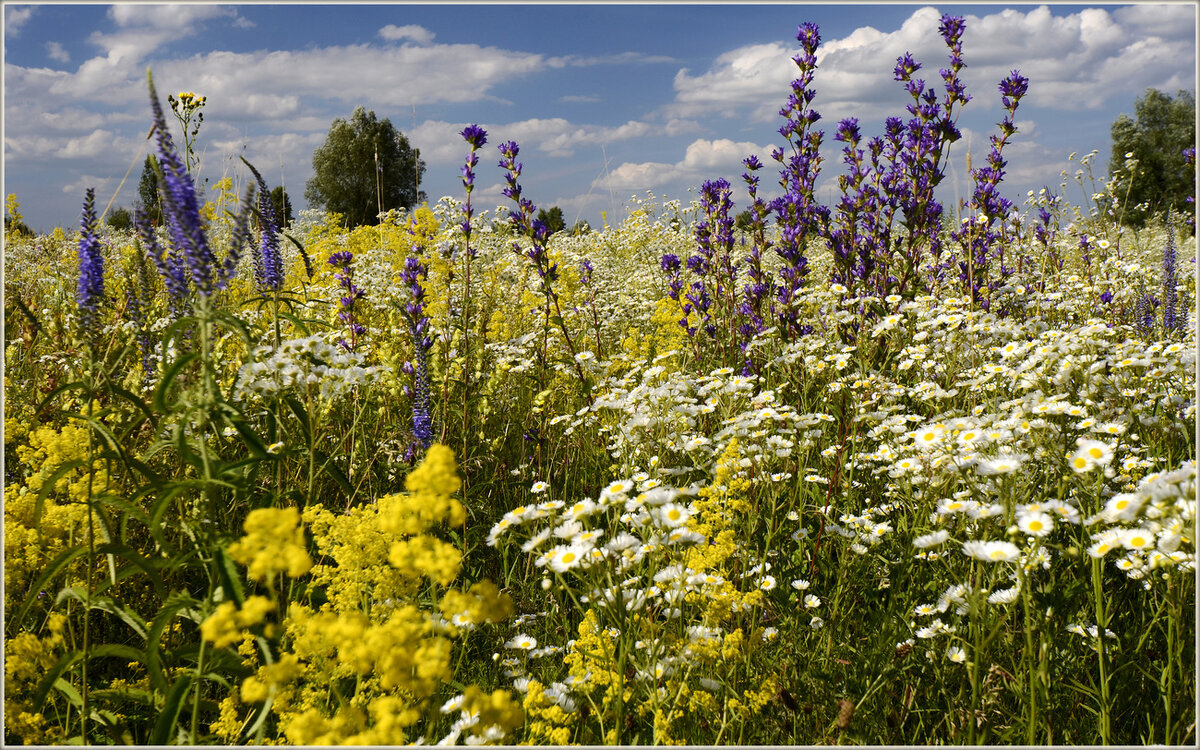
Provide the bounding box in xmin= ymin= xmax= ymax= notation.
xmin=242 ymin=159 xmax=283 ymax=293
xmin=76 ymin=188 xmax=106 ymax=335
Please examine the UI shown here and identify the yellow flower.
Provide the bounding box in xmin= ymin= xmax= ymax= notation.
xmin=228 ymin=507 xmax=312 ymax=582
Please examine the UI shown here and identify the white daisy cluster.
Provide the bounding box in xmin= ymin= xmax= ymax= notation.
xmin=1084 ymin=460 xmax=1196 ymax=580
xmin=233 ymin=333 xmax=390 ymax=402
xmin=486 ymin=478 xmax=703 ymax=578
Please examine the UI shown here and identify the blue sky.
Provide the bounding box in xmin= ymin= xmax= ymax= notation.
xmin=3 ymin=2 xmax=1196 ymax=233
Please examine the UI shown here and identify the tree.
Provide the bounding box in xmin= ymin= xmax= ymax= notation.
xmin=305 ymin=107 xmax=426 ymax=228
xmin=106 ymin=206 xmax=134 ymax=231
xmin=536 ymin=205 xmax=565 ymax=235
xmin=270 ymin=185 xmax=294 ymax=228
xmin=734 ymin=209 xmax=754 ymax=234
xmin=1108 ymin=88 xmax=1195 ymax=227
xmin=137 ymin=155 xmax=162 ymax=225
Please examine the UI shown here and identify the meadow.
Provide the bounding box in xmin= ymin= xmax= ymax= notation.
xmin=3 ymin=14 xmax=1196 ymax=746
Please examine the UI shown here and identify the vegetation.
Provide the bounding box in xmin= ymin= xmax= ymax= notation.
xmin=305 ymin=106 xmax=427 ymax=228
xmin=3 ymin=14 xmax=1195 ymax=747
xmin=1108 ymin=88 xmax=1196 ymax=228
xmin=270 ymin=186 xmax=294 ymax=229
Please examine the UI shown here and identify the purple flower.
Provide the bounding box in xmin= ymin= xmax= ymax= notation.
xmin=147 ymin=73 xmax=250 ymax=297
xmin=242 ymin=159 xmax=283 ymax=292
xmin=327 ymin=251 xmax=365 ymax=351
xmin=460 ymin=124 xmax=488 ymax=150
xmin=1162 ymin=212 xmax=1182 ymax=335
xmin=401 ymin=224 xmax=434 ymax=448
xmin=76 ymin=188 xmax=105 ymax=334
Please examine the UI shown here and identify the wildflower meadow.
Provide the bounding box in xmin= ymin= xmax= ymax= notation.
xmin=3 ymin=13 xmax=1196 ymax=746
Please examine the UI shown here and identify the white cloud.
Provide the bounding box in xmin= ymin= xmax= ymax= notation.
xmin=665 ymin=4 xmax=1196 ymax=124
xmin=61 ymin=174 xmax=116 ymax=198
xmin=45 ymin=41 xmax=70 ymax=63
xmin=410 ymin=116 xmax=667 ymax=165
xmin=668 ymin=42 xmax=796 ymax=121
xmin=108 ymin=4 xmax=237 ymax=30
xmin=604 ymin=137 xmax=772 ymax=192
xmin=55 ymin=129 xmax=119 ymax=159
xmin=379 ymin=24 xmax=435 ymax=44
xmin=548 ymin=51 xmax=676 ymax=68
xmin=4 ymin=5 xmax=34 ymax=36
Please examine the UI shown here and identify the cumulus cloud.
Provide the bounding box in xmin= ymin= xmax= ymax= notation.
xmin=379 ymin=24 xmax=435 ymax=44
xmin=108 ymin=4 xmax=238 ymax=30
xmin=46 ymin=41 xmax=70 ymax=63
xmin=603 ymin=137 xmax=772 ymax=192
xmin=55 ymin=129 xmax=119 ymax=159
xmin=411 ymin=116 xmax=666 ymax=165
xmin=4 ymin=5 xmax=34 ymax=36
xmin=665 ymin=4 xmax=1196 ymax=123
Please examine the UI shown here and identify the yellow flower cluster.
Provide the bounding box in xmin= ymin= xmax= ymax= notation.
xmin=521 ymin=679 xmax=576 ymax=745
xmin=387 ymin=443 xmax=465 ymax=530
xmin=228 ymin=507 xmax=313 ymax=583
xmin=200 ymin=595 xmax=274 ymax=649
xmin=5 ymin=423 xmax=102 ymax=609
xmin=16 ymin=421 xmax=111 ymax=502
xmin=686 ymin=438 xmax=764 ymax=617
xmin=212 ymin=445 xmax=519 ymax=744
xmin=438 ymin=580 xmax=513 ymax=627
xmin=175 ymin=91 xmax=206 ymax=108
xmin=622 ymin=295 xmax=691 ymax=361
xmin=4 ymin=613 xmax=68 ymax=744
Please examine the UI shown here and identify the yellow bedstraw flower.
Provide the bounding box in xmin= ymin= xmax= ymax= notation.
xmin=201 ymin=595 xmax=274 ymax=649
xmin=228 ymin=507 xmax=313 ymax=582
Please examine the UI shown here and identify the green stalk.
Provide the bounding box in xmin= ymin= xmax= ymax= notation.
xmin=80 ymin=346 xmax=97 ymax=743
xmin=1020 ymin=563 xmax=1038 ymax=743
xmin=1090 ymin=555 xmax=1112 ymax=743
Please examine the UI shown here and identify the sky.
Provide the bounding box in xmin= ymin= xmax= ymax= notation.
xmin=2 ymin=1 xmax=1197 ymax=234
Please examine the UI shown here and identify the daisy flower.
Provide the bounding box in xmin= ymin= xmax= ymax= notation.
xmin=962 ymin=540 xmax=1021 ymax=562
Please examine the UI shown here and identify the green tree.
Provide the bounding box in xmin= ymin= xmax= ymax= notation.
xmin=1108 ymin=88 xmax=1195 ymax=227
xmin=536 ymin=205 xmax=565 ymax=235
xmin=734 ymin=209 xmax=754 ymax=234
xmin=106 ymin=206 xmax=133 ymax=232
xmin=305 ymin=107 xmax=426 ymax=228
xmin=137 ymin=155 xmax=162 ymax=225
xmin=270 ymin=185 xmax=294 ymax=228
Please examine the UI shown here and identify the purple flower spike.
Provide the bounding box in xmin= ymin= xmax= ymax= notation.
xmin=76 ymin=188 xmax=105 ymax=334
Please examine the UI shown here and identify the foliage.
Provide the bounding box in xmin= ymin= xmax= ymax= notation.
xmin=1108 ymin=88 xmax=1196 ymax=228
xmin=137 ymin=156 xmax=162 ymax=225
xmin=6 ymin=192 xmax=35 ymax=238
xmin=305 ymin=106 xmax=427 ymax=228
xmin=270 ymin=185 xmax=294 ymax=228
xmin=3 ymin=14 xmax=1196 ymax=747
xmin=106 ymin=206 xmax=134 ymax=232
xmin=535 ymin=205 xmax=566 ymax=235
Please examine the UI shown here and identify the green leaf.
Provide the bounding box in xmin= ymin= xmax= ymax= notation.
xmin=313 ymin=447 xmax=355 ymax=499
xmin=150 ymin=673 xmax=195 ymax=745
xmin=144 ymin=591 xmax=201 ymax=695
xmin=153 ymin=352 xmax=199 ymax=413
xmin=34 ymin=380 xmax=90 ymax=417
xmin=7 ymin=545 xmax=88 ymax=635
xmin=223 ymin=412 xmax=271 ymax=460
xmin=55 ymin=588 xmax=149 ymax=641
xmin=33 ymin=651 xmax=83 ymax=711
xmin=213 ymin=547 xmax=246 ymax=608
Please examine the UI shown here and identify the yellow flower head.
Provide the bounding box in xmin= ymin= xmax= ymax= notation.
xmin=228 ymin=507 xmax=313 ymax=582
